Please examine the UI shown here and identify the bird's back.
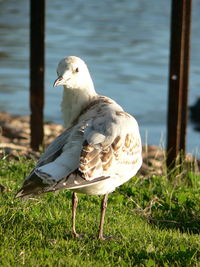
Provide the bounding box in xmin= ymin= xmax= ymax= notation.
xmin=16 ymin=95 xmax=142 ymax=198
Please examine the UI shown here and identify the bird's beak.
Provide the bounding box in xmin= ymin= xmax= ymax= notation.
xmin=53 ymin=76 xmax=65 ymax=87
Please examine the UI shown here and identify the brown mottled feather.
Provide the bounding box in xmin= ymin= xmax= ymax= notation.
xmin=78 ymin=132 xmax=141 ymax=180
xmin=115 ymin=110 xmax=132 ymax=118
xmin=101 ymin=146 xmax=112 ymax=162
xmin=112 ymin=136 xmax=122 ymax=151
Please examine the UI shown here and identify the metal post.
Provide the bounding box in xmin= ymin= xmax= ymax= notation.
xmin=30 ymin=0 xmax=45 ymax=151
xmin=179 ymin=0 xmax=192 ymax=151
xmin=167 ymin=0 xmax=192 ymax=169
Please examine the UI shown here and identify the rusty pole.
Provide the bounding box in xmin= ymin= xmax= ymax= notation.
xmin=167 ymin=0 xmax=192 ymax=169
xmin=30 ymin=0 xmax=45 ymax=151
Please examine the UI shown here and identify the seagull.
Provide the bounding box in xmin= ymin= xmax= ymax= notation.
xmin=16 ymin=56 xmax=142 ymax=239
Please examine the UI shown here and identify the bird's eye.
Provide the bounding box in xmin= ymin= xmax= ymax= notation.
xmin=75 ymin=67 xmax=79 ymax=73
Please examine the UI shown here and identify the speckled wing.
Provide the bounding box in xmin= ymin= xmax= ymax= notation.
xmin=53 ymin=103 xmax=142 ymax=193
xmin=16 ymin=97 xmax=142 ymax=197
xmin=77 ymin=109 xmax=142 ymax=183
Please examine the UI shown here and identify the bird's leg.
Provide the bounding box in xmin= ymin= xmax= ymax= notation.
xmin=98 ymin=194 xmax=109 ymax=240
xmin=72 ymin=192 xmax=80 ymax=238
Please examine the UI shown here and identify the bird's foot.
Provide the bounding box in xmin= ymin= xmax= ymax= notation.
xmin=97 ymin=235 xmax=116 ymax=240
xmin=72 ymin=232 xmax=84 ymax=239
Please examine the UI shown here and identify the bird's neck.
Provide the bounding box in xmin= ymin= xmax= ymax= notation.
xmin=61 ymin=85 xmax=97 ymax=129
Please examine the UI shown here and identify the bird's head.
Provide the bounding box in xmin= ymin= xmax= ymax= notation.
xmin=53 ymin=56 xmax=95 ymax=92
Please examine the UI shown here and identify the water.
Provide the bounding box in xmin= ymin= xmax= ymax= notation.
xmin=0 ymin=0 xmax=199 ymax=155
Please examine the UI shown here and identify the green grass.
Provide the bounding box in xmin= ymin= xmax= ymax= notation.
xmin=0 ymin=157 xmax=199 ymax=266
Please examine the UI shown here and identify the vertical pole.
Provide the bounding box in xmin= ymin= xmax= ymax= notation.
xmin=30 ymin=0 xmax=45 ymax=151
xmin=179 ymin=0 xmax=192 ymax=150
xmin=167 ymin=0 xmax=192 ymax=169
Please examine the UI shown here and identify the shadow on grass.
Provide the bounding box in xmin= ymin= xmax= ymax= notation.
xmin=119 ymin=173 xmax=200 ymax=235
xmin=147 ymin=212 xmax=200 ymax=234
xmin=125 ymin=247 xmax=197 ymax=266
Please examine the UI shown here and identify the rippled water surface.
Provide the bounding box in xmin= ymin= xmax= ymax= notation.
xmin=0 ymin=0 xmax=199 ymax=154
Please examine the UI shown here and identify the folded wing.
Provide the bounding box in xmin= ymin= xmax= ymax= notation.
xmin=16 ymin=97 xmax=142 ymax=198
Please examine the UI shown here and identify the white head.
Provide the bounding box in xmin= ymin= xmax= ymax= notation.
xmin=53 ymin=56 xmax=95 ymax=93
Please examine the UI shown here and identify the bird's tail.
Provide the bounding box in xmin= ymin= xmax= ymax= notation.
xmin=15 ymin=172 xmax=49 ymax=199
